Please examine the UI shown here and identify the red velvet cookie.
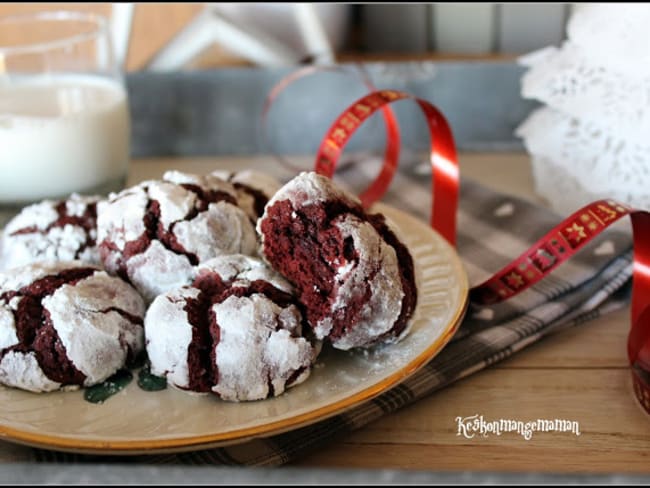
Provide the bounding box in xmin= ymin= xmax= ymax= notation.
xmin=1 ymin=194 xmax=101 ymax=270
xmin=145 ymin=254 xmax=317 ymax=402
xmin=257 ymin=172 xmax=417 ymax=350
xmin=96 ymin=171 xmax=258 ymax=302
xmin=0 ymin=261 xmax=145 ymax=392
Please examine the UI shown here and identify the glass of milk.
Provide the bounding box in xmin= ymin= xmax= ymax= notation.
xmin=0 ymin=11 xmax=130 ymax=224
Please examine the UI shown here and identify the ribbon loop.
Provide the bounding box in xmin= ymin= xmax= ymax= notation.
xmin=260 ymin=64 xmax=401 ymax=202
xmin=314 ymin=89 xmax=459 ymax=247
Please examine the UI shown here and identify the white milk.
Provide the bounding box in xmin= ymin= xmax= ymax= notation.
xmin=0 ymin=75 xmax=130 ymax=203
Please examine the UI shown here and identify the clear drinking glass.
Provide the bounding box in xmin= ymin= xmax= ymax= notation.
xmin=0 ymin=11 xmax=130 ymax=225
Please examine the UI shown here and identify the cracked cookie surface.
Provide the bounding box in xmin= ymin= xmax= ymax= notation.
xmin=145 ymin=254 xmax=317 ymax=402
xmin=0 ymin=261 xmax=145 ymax=392
xmin=1 ymin=194 xmax=101 ymax=270
xmin=97 ymin=171 xmax=258 ymax=302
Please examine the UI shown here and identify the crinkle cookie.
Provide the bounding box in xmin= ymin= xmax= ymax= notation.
xmin=145 ymin=254 xmax=318 ymax=402
xmin=97 ymin=170 xmax=258 ymax=302
xmin=0 ymin=261 xmax=145 ymax=393
xmin=0 ymin=194 xmax=101 ymax=270
xmin=257 ymin=172 xmax=417 ymax=351
xmin=210 ymin=169 xmax=282 ymax=220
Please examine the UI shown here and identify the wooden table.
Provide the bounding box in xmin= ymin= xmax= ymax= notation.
xmin=1 ymin=153 xmax=647 ymax=474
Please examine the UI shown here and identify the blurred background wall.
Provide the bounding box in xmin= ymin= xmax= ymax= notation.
xmin=0 ymin=3 xmax=581 ymax=156
xmin=0 ymin=3 xmax=576 ymax=70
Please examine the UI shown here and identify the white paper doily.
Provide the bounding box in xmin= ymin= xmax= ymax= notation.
xmin=517 ymin=4 xmax=650 ymax=213
xmin=520 ymin=44 xmax=650 ymax=142
xmin=517 ymin=106 xmax=650 ymax=211
xmin=567 ymin=4 xmax=650 ymax=74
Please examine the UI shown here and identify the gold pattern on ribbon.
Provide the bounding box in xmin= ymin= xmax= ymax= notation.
xmin=514 ymin=260 xmax=543 ymax=282
xmin=365 ymin=95 xmax=385 ymax=109
xmin=565 ymin=222 xmax=587 ymax=242
xmin=331 ymin=127 xmax=347 ymax=145
xmin=353 ymin=103 xmax=371 ymax=116
xmin=598 ymin=204 xmax=618 ymax=222
xmin=339 ymin=113 xmax=360 ymax=131
xmin=505 ymin=271 xmax=525 ymax=289
xmin=588 ymin=209 xmax=605 ymax=226
xmin=379 ymin=90 xmax=402 ymax=101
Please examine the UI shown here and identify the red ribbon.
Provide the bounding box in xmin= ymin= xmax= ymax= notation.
xmin=314 ymin=90 xmax=458 ymax=247
xmin=262 ymin=74 xmax=650 ymax=416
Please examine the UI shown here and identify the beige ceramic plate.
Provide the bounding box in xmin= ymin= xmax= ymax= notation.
xmin=0 ymin=204 xmax=468 ymax=455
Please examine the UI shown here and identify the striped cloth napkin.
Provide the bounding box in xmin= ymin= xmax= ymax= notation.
xmin=32 ymin=161 xmax=633 ymax=465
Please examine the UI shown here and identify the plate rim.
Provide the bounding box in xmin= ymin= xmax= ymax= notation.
xmin=0 ymin=204 xmax=469 ymax=455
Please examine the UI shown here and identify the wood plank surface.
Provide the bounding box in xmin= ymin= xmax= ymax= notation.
xmin=294 ymin=367 xmax=649 ymax=473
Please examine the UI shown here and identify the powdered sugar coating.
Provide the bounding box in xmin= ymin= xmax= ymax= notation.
xmin=173 ymin=201 xmax=258 ymax=262
xmin=147 ymin=181 xmax=197 ymax=229
xmin=211 ymin=169 xmax=282 ymax=220
xmin=97 ymin=171 xmax=258 ymax=302
xmin=212 ymin=294 xmax=311 ymax=401
xmin=145 ymin=286 xmax=199 ymax=390
xmin=163 ymin=170 xmax=236 ymax=195
xmin=1 ymin=194 xmax=101 ymax=271
xmin=96 ymin=186 xmax=149 ymax=249
xmin=0 ymin=262 xmax=146 ymax=392
xmin=145 ymin=254 xmax=317 ymax=402
xmin=8 ymin=203 xmax=58 ymax=231
xmin=0 ymin=260 xmax=82 ymax=291
xmin=65 ymin=197 xmax=91 ymax=218
xmin=0 ymin=352 xmax=61 ymax=393
xmin=262 ymin=171 xmax=360 ymax=216
xmin=0 ymin=306 xmax=16 ymax=350
xmin=315 ymin=215 xmax=404 ymax=350
xmin=42 ymin=273 xmax=145 ymax=385
xmin=126 ymin=241 xmax=195 ymax=302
